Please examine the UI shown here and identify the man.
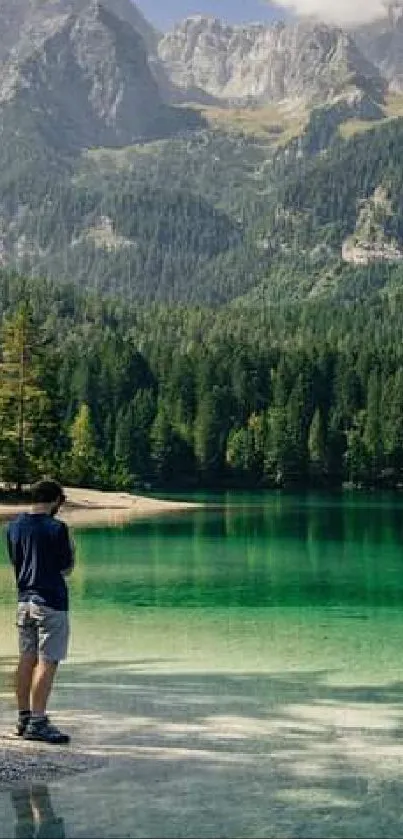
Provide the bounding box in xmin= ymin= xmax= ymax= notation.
xmin=6 ymin=479 xmax=74 ymax=745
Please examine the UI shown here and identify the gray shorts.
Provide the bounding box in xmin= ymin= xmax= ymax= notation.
xmin=17 ymin=600 xmax=69 ymax=663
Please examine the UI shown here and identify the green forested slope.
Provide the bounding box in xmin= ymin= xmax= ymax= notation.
xmin=278 ymin=117 xmax=403 ymax=246
xmin=3 ymin=269 xmax=403 ymax=491
xmin=2 ymin=111 xmax=403 ymax=305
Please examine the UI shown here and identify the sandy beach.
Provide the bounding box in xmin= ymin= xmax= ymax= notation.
xmin=0 ymin=487 xmax=201 ymax=527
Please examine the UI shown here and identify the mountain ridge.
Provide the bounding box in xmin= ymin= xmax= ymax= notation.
xmin=157 ymin=15 xmax=386 ymax=107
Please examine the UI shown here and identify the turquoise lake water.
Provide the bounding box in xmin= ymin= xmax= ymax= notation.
xmin=1 ymin=491 xmax=403 ymax=684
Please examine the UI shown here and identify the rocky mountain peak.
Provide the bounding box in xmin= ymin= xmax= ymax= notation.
xmin=0 ymin=0 xmax=159 ymax=63
xmin=386 ymin=1 xmax=403 ymax=27
xmin=158 ymin=16 xmax=385 ymax=107
xmin=0 ymin=0 xmax=199 ymax=152
xmin=354 ymin=2 xmax=403 ymax=90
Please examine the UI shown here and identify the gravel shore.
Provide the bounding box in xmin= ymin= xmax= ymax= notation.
xmin=0 ymin=738 xmax=108 ymax=788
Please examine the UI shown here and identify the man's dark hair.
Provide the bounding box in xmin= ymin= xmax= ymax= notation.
xmin=30 ymin=479 xmax=66 ymax=505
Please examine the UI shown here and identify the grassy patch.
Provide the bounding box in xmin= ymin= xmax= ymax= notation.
xmin=190 ymin=103 xmax=309 ymax=145
xmin=83 ymin=141 xmax=168 ymax=167
xmin=339 ymin=94 xmax=403 ymax=139
xmin=385 ymin=92 xmax=403 ymax=118
xmin=338 ymin=118 xmax=384 ymax=139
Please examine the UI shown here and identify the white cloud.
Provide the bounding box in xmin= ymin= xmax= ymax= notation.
xmin=270 ymin=0 xmax=391 ymax=25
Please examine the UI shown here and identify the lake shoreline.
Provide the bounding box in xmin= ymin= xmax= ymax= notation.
xmin=0 ymin=486 xmax=202 ymax=527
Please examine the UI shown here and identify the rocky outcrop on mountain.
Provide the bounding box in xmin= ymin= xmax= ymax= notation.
xmin=0 ymin=0 xmax=160 ymax=63
xmin=158 ymin=15 xmax=386 ymax=107
xmin=0 ymin=0 xmax=199 ymax=153
xmin=354 ymin=2 xmax=403 ymax=91
xmin=342 ymin=185 xmax=403 ymax=265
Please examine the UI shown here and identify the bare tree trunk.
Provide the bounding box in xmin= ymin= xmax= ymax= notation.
xmin=17 ymin=339 xmax=25 ymax=493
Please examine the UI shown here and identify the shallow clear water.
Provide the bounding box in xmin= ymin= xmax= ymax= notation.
xmin=3 ymin=493 xmax=403 ymax=838
xmin=1 ymin=491 xmax=403 ymax=684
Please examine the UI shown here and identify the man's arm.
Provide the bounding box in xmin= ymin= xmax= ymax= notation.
xmin=58 ymin=523 xmax=75 ymax=577
xmin=6 ymin=525 xmax=15 ymax=565
xmin=61 ymin=547 xmax=75 ymax=577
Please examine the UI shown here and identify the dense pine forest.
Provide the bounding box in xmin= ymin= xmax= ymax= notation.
xmin=2 ymin=269 xmax=403 ymax=493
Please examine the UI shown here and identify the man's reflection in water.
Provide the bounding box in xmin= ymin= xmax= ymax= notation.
xmin=11 ymin=784 xmax=65 ymax=839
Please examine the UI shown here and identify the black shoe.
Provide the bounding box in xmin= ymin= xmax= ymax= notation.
xmin=23 ymin=717 xmax=70 ymax=745
xmin=16 ymin=713 xmax=31 ymax=737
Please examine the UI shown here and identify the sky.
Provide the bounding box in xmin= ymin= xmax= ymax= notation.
xmin=136 ymin=0 xmax=389 ymax=30
xmin=136 ymin=1 xmax=287 ymax=30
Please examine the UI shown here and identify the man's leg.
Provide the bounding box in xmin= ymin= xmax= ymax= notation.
xmin=23 ymin=606 xmax=70 ymax=744
xmin=16 ymin=603 xmax=38 ymax=736
xmin=30 ymin=660 xmax=58 ymax=716
xmin=24 ymin=658 xmax=69 ymax=744
xmin=15 ymin=653 xmax=37 ymax=713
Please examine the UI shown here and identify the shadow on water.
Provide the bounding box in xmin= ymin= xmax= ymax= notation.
xmin=3 ymin=657 xmax=403 ymax=837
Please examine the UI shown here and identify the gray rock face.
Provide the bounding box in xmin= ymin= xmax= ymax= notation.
xmin=0 ymin=0 xmax=159 ymax=62
xmin=0 ymin=0 xmax=190 ymax=149
xmin=158 ymin=15 xmax=385 ymax=106
xmin=354 ymin=2 xmax=403 ymax=91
